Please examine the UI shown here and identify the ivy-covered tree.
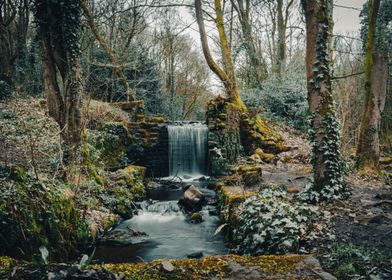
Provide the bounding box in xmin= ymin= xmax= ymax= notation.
xmin=33 ymin=0 xmax=83 ymax=163
xmin=301 ymin=0 xmax=347 ymax=202
xmin=357 ymin=0 xmax=390 ymax=170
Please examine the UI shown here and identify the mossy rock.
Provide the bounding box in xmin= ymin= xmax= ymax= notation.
xmin=100 ymin=165 xmax=147 ymax=219
xmin=217 ymin=185 xmax=255 ymax=242
xmin=190 ymin=212 xmax=203 ymax=223
xmin=238 ymin=165 xmax=262 ymax=186
xmin=255 ymin=148 xmax=275 ymax=163
xmin=240 ymin=113 xmax=287 ymax=155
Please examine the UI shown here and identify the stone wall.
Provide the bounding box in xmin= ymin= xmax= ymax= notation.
xmin=89 ymin=101 xmax=170 ymax=177
xmin=126 ymin=118 xmax=169 ymax=177
xmin=206 ymin=96 xmax=243 ymax=176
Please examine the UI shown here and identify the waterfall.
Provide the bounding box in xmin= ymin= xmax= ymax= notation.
xmin=168 ymin=123 xmax=208 ymax=178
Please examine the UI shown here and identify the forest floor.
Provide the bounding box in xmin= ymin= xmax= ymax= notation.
xmin=259 ymin=123 xmax=392 ymax=279
xmin=1 ymin=99 xmax=392 ymax=279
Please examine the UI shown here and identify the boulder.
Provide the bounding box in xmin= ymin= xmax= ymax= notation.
xmin=161 ymin=261 xmax=175 ymax=273
xmin=178 ymin=185 xmax=206 ymax=211
xmin=187 ymin=251 xmax=204 ymax=259
xmin=100 ymin=227 xmax=149 ymax=246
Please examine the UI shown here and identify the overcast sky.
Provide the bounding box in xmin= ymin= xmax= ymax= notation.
xmin=334 ymin=0 xmax=367 ymax=33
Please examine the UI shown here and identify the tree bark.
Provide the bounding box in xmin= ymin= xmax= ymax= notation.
xmin=195 ymin=0 xmax=245 ymax=109
xmin=231 ymin=0 xmax=267 ymax=86
xmin=34 ymin=0 xmax=83 ymax=163
xmin=302 ymin=0 xmax=344 ymax=194
xmin=357 ymin=0 xmax=385 ymax=170
xmin=357 ymin=52 xmax=388 ymax=169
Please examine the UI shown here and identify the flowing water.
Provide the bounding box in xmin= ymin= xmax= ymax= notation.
xmin=168 ymin=123 xmax=208 ymax=179
xmin=94 ymin=123 xmax=227 ymax=263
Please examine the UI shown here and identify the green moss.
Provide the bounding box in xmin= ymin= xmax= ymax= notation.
xmin=91 ymin=254 xmax=305 ymax=279
xmin=190 ymin=212 xmax=203 ymax=223
xmin=0 ymin=172 xmax=91 ymax=261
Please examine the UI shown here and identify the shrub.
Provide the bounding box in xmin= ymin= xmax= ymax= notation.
xmin=0 ymin=80 xmax=11 ymax=100
xmin=321 ymin=244 xmax=389 ymax=280
xmin=0 ymin=166 xmax=90 ymax=261
xmin=235 ymin=187 xmax=324 ymax=255
xmin=241 ymin=74 xmax=309 ymax=130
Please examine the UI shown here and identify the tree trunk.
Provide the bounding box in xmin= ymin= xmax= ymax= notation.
xmin=302 ymin=0 xmax=345 ymax=199
xmin=231 ymin=0 xmax=267 ymax=87
xmin=34 ymin=0 xmax=83 ymax=163
xmin=195 ymin=0 xmax=245 ymax=110
xmin=357 ymin=52 xmax=388 ymax=169
xmin=357 ymin=0 xmax=384 ymax=170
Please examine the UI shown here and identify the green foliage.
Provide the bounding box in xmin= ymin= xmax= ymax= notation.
xmin=301 ymin=112 xmax=350 ymax=203
xmin=235 ymin=187 xmax=324 ymax=255
xmin=322 ymin=244 xmax=388 ymax=280
xmin=241 ymin=70 xmax=309 ymax=130
xmin=87 ymin=123 xmax=130 ymax=169
xmin=360 ymin=0 xmax=392 ymax=52
xmin=86 ymin=44 xmax=167 ymax=116
xmin=0 ymin=167 xmax=90 ymax=261
xmin=0 ymin=80 xmax=11 ymax=100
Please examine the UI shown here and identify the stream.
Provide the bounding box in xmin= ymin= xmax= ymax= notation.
xmin=94 ymin=123 xmax=227 ymax=263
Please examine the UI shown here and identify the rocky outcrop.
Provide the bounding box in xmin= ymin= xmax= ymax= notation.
xmin=206 ymin=96 xmax=287 ymax=176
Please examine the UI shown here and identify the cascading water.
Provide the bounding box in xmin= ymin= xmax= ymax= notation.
xmin=94 ymin=122 xmax=226 ymax=263
xmin=168 ymin=123 xmax=208 ymax=178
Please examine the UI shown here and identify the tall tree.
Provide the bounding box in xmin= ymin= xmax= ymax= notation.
xmin=275 ymin=0 xmax=294 ymax=78
xmin=0 ymin=0 xmax=29 ymax=90
xmin=357 ymin=0 xmax=388 ymax=170
xmin=231 ymin=0 xmax=267 ymax=87
xmin=195 ymin=0 xmax=245 ymax=110
xmin=81 ymin=0 xmax=136 ymax=101
xmin=33 ymin=0 xmax=83 ymax=162
xmin=301 ymin=0 xmax=346 ymax=202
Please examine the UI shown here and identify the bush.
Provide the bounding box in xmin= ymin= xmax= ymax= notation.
xmin=0 ymin=80 xmax=11 ymax=100
xmin=241 ymin=73 xmax=309 ymax=130
xmin=235 ymin=187 xmax=324 ymax=255
xmin=0 ymin=166 xmax=90 ymax=261
xmin=322 ymin=244 xmax=389 ymax=280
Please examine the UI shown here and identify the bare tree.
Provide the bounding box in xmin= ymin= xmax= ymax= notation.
xmin=231 ymin=0 xmax=267 ymax=87
xmin=195 ymin=0 xmax=245 ymax=109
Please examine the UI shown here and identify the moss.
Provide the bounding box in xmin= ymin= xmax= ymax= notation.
xmin=117 ymin=165 xmax=146 ymax=200
xmin=91 ymin=254 xmax=305 ymax=279
xmin=190 ymin=212 xmax=203 ymax=223
xmin=238 ymin=165 xmax=263 ymax=186
xmin=240 ymin=114 xmax=286 ymax=155
xmin=379 ymin=157 xmax=392 ymax=165
xmin=88 ymin=122 xmax=130 ymax=169
xmin=0 ymin=256 xmax=16 ymax=271
xmin=0 ymin=173 xmax=91 ymax=261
